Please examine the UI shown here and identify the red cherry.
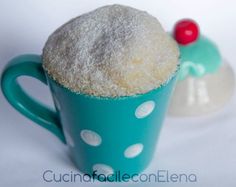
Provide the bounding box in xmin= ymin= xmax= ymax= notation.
xmin=173 ymin=19 xmax=199 ymax=45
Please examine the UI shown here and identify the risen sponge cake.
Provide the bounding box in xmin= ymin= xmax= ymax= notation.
xmin=42 ymin=4 xmax=179 ymax=97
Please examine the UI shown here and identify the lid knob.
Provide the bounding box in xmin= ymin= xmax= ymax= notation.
xmin=174 ymin=19 xmax=199 ymax=45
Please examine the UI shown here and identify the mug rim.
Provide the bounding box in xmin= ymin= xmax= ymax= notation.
xmin=46 ymin=64 xmax=180 ymax=100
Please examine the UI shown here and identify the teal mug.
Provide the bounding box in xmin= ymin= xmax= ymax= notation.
xmin=1 ymin=54 xmax=177 ymax=180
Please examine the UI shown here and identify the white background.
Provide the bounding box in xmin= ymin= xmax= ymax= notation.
xmin=0 ymin=0 xmax=236 ymax=187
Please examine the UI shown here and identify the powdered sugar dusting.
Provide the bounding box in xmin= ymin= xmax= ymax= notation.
xmin=42 ymin=4 xmax=179 ymax=97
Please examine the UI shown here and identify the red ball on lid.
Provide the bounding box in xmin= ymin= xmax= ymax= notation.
xmin=174 ymin=19 xmax=199 ymax=45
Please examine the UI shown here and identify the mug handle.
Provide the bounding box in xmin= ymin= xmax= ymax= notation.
xmin=1 ymin=54 xmax=66 ymax=143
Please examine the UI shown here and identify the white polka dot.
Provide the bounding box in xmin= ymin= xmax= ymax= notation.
xmin=80 ymin=130 xmax=102 ymax=146
xmin=93 ymin=164 xmax=114 ymax=176
xmin=135 ymin=101 xmax=155 ymax=118
xmin=124 ymin=143 xmax=144 ymax=158
xmin=64 ymin=130 xmax=74 ymax=147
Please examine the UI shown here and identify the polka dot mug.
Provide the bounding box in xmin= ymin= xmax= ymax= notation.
xmin=1 ymin=54 xmax=178 ymax=181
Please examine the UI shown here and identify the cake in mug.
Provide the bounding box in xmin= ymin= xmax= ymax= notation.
xmin=42 ymin=4 xmax=179 ymax=97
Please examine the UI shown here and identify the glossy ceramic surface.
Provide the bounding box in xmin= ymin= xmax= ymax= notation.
xmin=1 ymin=54 xmax=178 ymax=179
xmin=169 ymin=60 xmax=235 ymax=116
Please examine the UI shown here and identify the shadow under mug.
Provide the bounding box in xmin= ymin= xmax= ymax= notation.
xmin=1 ymin=54 xmax=177 ymax=181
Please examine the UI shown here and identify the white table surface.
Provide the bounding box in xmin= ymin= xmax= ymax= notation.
xmin=0 ymin=0 xmax=236 ymax=186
